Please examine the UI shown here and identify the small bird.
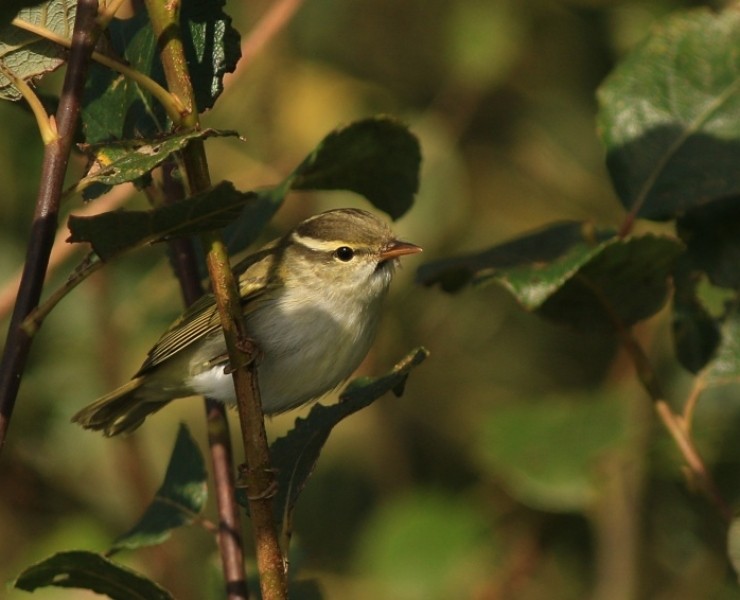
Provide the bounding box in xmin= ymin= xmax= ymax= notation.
xmin=72 ymin=208 xmax=422 ymax=436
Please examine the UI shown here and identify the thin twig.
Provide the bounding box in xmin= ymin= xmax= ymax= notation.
xmin=141 ymin=0 xmax=283 ymax=595
xmin=12 ymin=16 xmax=185 ymax=122
xmin=0 ymin=0 xmax=100 ymax=456
xmin=156 ymin=166 xmax=250 ymax=600
xmin=0 ymin=182 xmax=134 ymax=321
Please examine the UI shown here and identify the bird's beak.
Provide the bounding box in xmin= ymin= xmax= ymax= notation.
xmin=379 ymin=240 xmax=423 ymax=260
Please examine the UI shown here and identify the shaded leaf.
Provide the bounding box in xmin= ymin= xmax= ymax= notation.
xmin=597 ymin=9 xmax=740 ymax=220
xmin=671 ymin=261 xmax=721 ymax=373
xmin=289 ymin=116 xmax=421 ymax=220
xmin=478 ymin=393 xmax=629 ymax=511
xmin=420 ymin=222 xmax=682 ymax=331
xmin=82 ymin=0 xmax=240 ymax=143
xmin=111 ymin=424 xmax=207 ymax=552
xmin=417 ymin=221 xmax=606 ymax=293
xmin=0 ymin=0 xmax=76 ymax=101
xmin=266 ymin=347 xmax=428 ymax=526
xmin=703 ymin=308 xmax=740 ymax=388
xmin=677 ymin=195 xmax=740 ymax=290
xmin=525 ymin=236 xmax=683 ymax=330
xmin=0 ymin=0 xmax=49 ymax=29
xmin=67 ymin=181 xmax=260 ymax=260
xmin=78 ymin=128 xmax=239 ymax=193
xmin=14 ymin=550 xmax=174 ymax=599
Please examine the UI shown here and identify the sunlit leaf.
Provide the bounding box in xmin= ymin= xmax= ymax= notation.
xmin=82 ymin=0 xmax=240 ymax=143
xmin=266 ymin=348 xmax=428 ymax=526
xmin=419 ymin=222 xmax=683 ymax=331
xmin=0 ymin=0 xmax=76 ymax=101
xmin=14 ymin=550 xmax=174 ymax=599
xmin=289 ymin=116 xmax=421 ymax=220
xmin=111 ymin=424 xmax=207 ymax=552
xmin=67 ymin=181 xmax=261 ymax=260
xmin=597 ymin=9 xmax=740 ymax=220
xmin=702 ymin=309 xmax=740 ymax=388
xmin=77 ymin=129 xmax=239 ymax=196
xmin=479 ymin=393 xmax=629 ymax=511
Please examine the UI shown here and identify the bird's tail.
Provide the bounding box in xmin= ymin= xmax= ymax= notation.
xmin=71 ymin=378 xmax=171 ymax=437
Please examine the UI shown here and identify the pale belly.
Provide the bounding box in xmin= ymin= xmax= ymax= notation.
xmin=186 ymin=293 xmax=382 ymax=414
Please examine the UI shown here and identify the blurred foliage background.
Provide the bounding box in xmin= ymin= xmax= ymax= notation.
xmin=1 ymin=0 xmax=738 ymax=598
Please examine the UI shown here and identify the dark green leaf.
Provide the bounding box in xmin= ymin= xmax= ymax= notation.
xmin=181 ymin=0 xmax=241 ymax=113
xmin=419 ymin=223 xmax=683 ymax=331
xmin=266 ymin=347 xmax=428 ymax=526
xmin=0 ymin=0 xmax=76 ymax=101
xmin=82 ymin=0 xmax=240 ymax=143
xmin=0 ymin=0 xmax=49 ymax=29
xmin=534 ymin=236 xmax=684 ymax=330
xmin=677 ymin=195 xmax=740 ymax=290
xmin=111 ymin=424 xmax=207 ymax=553
xmin=67 ymin=181 xmax=261 ymax=260
xmin=289 ymin=116 xmax=421 ymax=220
xmin=14 ymin=550 xmax=174 ymax=599
xmin=83 ymin=13 xmax=162 ymax=143
xmin=78 ymin=129 xmax=239 ymax=192
xmin=479 ymin=393 xmax=629 ymax=511
xmin=597 ymin=9 xmax=740 ymax=220
xmin=703 ymin=308 xmax=740 ymax=388
xmin=671 ymin=262 xmax=721 ymax=373
xmin=417 ymin=221 xmax=607 ymax=293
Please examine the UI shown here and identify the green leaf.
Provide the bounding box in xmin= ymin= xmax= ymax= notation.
xmin=419 ymin=222 xmax=683 ymax=331
xmin=354 ymin=491 xmax=489 ymax=599
xmin=702 ymin=308 xmax=740 ymax=388
xmin=417 ymin=221 xmax=605 ymax=293
xmin=478 ymin=393 xmax=629 ymax=511
xmin=83 ymin=13 xmax=162 ymax=143
xmin=671 ymin=261 xmax=721 ymax=373
xmin=0 ymin=0 xmax=76 ymax=101
xmin=78 ymin=129 xmax=239 ymax=193
xmin=0 ymin=0 xmax=49 ymax=29
xmin=266 ymin=348 xmax=428 ymax=526
xmin=289 ymin=116 xmax=421 ymax=220
xmin=728 ymin=515 xmax=740 ymax=584
xmin=82 ymin=0 xmax=240 ymax=143
xmin=67 ymin=181 xmax=261 ymax=261
xmin=597 ymin=8 xmax=740 ymax=220
xmin=676 ymin=195 xmax=740 ymax=290
xmin=111 ymin=424 xmax=207 ymax=553
xmin=14 ymin=550 xmax=174 ymax=599
xmin=181 ymin=0 xmax=241 ymax=113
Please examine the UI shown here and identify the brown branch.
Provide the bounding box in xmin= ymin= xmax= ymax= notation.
xmin=143 ymin=1 xmax=286 ymax=597
xmin=156 ymin=165 xmax=250 ymax=600
xmin=0 ymin=0 xmax=100 ymax=456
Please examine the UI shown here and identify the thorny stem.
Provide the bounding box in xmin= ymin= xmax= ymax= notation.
xmin=0 ymin=0 xmax=100 ymax=456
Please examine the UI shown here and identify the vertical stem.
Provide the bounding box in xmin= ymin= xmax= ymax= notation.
xmin=161 ymin=166 xmax=249 ymax=600
xmin=144 ymin=1 xmax=287 ymax=597
xmin=0 ymin=0 xmax=100 ymax=456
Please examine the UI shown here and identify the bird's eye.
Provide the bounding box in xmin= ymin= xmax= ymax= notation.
xmin=334 ymin=246 xmax=355 ymax=262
